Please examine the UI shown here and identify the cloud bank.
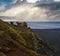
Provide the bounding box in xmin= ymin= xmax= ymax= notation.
xmin=0 ymin=0 xmax=60 ymax=21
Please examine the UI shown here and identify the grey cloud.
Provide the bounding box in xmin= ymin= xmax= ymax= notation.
xmin=0 ymin=0 xmax=60 ymax=21
xmin=0 ymin=0 xmax=28 ymax=12
xmin=35 ymin=2 xmax=60 ymax=20
xmin=36 ymin=2 xmax=60 ymax=10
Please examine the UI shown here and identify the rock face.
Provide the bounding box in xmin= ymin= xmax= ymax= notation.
xmin=0 ymin=20 xmax=56 ymax=56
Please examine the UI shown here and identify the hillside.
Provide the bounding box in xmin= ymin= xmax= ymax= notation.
xmin=0 ymin=20 xmax=56 ymax=56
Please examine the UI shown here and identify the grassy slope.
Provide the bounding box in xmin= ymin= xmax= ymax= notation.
xmin=0 ymin=20 xmax=56 ymax=56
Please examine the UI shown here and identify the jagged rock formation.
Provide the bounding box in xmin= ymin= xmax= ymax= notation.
xmin=0 ymin=20 xmax=56 ymax=56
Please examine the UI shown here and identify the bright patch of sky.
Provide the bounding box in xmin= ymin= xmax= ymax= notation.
xmin=27 ymin=0 xmax=37 ymax=3
xmin=54 ymin=0 xmax=60 ymax=2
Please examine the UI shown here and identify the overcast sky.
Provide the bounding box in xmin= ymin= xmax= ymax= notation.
xmin=0 ymin=0 xmax=60 ymax=21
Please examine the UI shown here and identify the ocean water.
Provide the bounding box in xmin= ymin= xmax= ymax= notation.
xmin=27 ymin=22 xmax=60 ymax=29
xmin=32 ymin=29 xmax=60 ymax=56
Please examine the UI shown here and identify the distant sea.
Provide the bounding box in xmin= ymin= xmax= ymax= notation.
xmin=27 ymin=22 xmax=60 ymax=29
xmin=32 ymin=29 xmax=60 ymax=56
